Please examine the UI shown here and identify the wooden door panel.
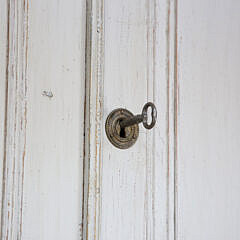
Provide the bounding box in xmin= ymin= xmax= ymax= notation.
xmin=84 ymin=0 xmax=173 ymax=239
xmin=176 ymin=0 xmax=240 ymax=239
xmin=1 ymin=0 xmax=239 ymax=239
xmin=0 ymin=0 xmax=86 ymax=239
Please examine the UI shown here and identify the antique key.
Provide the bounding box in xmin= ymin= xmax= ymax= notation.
xmin=119 ymin=102 xmax=157 ymax=129
xmin=105 ymin=102 xmax=157 ymax=149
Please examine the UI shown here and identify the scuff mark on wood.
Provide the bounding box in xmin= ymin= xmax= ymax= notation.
xmin=42 ymin=90 xmax=53 ymax=99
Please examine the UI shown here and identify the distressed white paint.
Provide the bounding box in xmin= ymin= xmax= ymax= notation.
xmin=1 ymin=1 xmax=29 ymax=238
xmin=1 ymin=0 xmax=240 ymax=239
xmin=0 ymin=0 xmax=86 ymax=239
xmin=82 ymin=0 xmax=104 ymax=239
xmin=0 ymin=0 xmax=8 ymax=232
xmin=176 ymin=0 xmax=240 ymax=239
xmin=85 ymin=0 xmax=240 ymax=239
xmin=84 ymin=0 xmax=175 ymax=239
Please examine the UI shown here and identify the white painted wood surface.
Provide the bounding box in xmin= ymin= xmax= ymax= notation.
xmin=0 ymin=0 xmax=8 ymax=232
xmin=0 ymin=0 xmax=86 ymax=239
xmin=1 ymin=0 xmax=240 ymax=239
xmin=84 ymin=0 xmax=176 ymax=239
xmin=176 ymin=0 xmax=240 ymax=239
xmin=85 ymin=0 xmax=240 ymax=239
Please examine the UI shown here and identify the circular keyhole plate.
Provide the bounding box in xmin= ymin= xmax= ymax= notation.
xmin=105 ymin=108 xmax=139 ymax=149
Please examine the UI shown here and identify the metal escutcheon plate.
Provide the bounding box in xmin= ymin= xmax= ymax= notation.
xmin=105 ymin=108 xmax=139 ymax=149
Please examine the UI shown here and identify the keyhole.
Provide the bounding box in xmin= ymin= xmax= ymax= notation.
xmin=120 ymin=126 xmax=126 ymax=138
xmin=119 ymin=119 xmax=126 ymax=138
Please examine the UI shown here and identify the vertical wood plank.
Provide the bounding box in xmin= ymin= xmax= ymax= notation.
xmin=1 ymin=1 xmax=29 ymax=238
xmin=1 ymin=0 xmax=86 ymax=239
xmin=0 ymin=0 xmax=8 ymax=234
xmin=84 ymin=0 xmax=177 ymax=239
xmin=83 ymin=0 xmax=104 ymax=239
xmin=176 ymin=0 xmax=240 ymax=239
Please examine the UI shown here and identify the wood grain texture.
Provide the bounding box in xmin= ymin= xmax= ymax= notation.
xmin=0 ymin=0 xmax=9 ymax=234
xmin=1 ymin=1 xmax=29 ymax=238
xmin=84 ymin=0 xmax=177 ymax=239
xmin=176 ymin=0 xmax=240 ymax=239
xmin=83 ymin=0 xmax=104 ymax=239
xmin=4 ymin=0 xmax=239 ymax=239
xmin=1 ymin=0 xmax=86 ymax=239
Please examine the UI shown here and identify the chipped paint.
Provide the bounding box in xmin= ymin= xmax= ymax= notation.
xmin=1 ymin=0 xmax=29 ymax=239
xmin=42 ymin=90 xmax=53 ymax=99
